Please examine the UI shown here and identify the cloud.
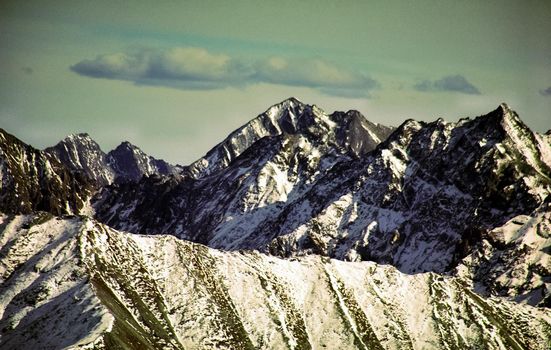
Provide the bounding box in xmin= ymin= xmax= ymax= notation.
xmin=70 ymin=48 xmax=246 ymax=90
xmin=539 ymin=86 xmax=551 ymax=96
xmin=71 ymin=47 xmax=378 ymax=97
xmin=414 ymin=75 xmax=481 ymax=95
xmin=252 ymin=57 xmax=378 ymax=98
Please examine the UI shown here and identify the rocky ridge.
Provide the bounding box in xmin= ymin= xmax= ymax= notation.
xmin=0 ymin=214 xmax=549 ymax=349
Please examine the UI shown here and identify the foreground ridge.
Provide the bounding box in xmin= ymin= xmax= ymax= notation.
xmin=1 ymin=214 xmax=549 ymax=349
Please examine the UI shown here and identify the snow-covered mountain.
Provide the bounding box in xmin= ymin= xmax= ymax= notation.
xmin=94 ymin=98 xmax=396 ymax=246
xmin=1 ymin=98 xmax=550 ymax=348
xmin=186 ymin=97 xmax=394 ymax=179
xmin=1 ymin=214 xmax=549 ymax=350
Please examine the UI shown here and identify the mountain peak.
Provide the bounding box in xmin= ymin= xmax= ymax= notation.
xmin=265 ymin=97 xmax=308 ymax=120
xmin=280 ymin=96 xmax=304 ymax=106
xmin=107 ymin=141 xmax=180 ymax=182
xmin=64 ymin=132 xmax=93 ymax=142
xmin=498 ymin=102 xmax=512 ymax=114
xmin=493 ymin=102 xmax=521 ymax=124
xmin=42 ymin=132 xmax=114 ymax=186
xmin=113 ymin=140 xmax=140 ymax=152
xmin=187 ymin=99 xmax=394 ymax=178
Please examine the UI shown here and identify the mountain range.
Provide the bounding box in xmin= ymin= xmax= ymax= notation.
xmin=1 ymin=98 xmax=550 ymax=349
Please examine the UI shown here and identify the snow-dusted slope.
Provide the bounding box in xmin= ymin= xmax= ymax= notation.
xmin=1 ymin=214 xmax=549 ymax=350
xmin=0 ymin=129 xmax=94 ymax=215
xmin=44 ymin=133 xmax=116 ymax=186
xmin=457 ymin=198 xmax=551 ymax=306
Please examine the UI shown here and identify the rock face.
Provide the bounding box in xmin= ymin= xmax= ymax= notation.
xmin=186 ymin=97 xmax=394 ymax=179
xmin=44 ymin=133 xmax=116 ymax=186
xmin=93 ymin=98 xmax=397 ymax=248
xmin=1 ymin=214 xmax=549 ymax=350
xmin=456 ymin=198 xmax=551 ymax=306
xmin=0 ymin=129 xmax=94 ymax=215
xmin=0 ymin=128 xmax=181 ymax=216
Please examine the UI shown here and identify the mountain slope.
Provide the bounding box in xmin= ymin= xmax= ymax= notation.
xmin=257 ymin=104 xmax=550 ymax=268
xmin=44 ymin=133 xmax=116 ymax=186
xmin=0 ymin=129 xmax=94 ymax=215
xmin=456 ymin=198 xmax=551 ymax=306
xmin=93 ymin=98 xmax=395 ymax=244
xmin=1 ymin=214 xmax=549 ymax=350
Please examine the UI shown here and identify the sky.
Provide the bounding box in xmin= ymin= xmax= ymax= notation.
xmin=1 ymin=0 xmax=550 ymax=164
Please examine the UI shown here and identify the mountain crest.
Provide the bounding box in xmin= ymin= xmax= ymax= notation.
xmin=44 ymin=134 xmax=181 ymax=185
xmin=107 ymin=140 xmax=181 ymax=182
xmin=44 ymin=132 xmax=115 ymax=185
xmin=187 ymin=99 xmax=394 ymax=178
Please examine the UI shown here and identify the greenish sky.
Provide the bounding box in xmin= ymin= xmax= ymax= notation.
xmin=1 ymin=0 xmax=550 ymax=164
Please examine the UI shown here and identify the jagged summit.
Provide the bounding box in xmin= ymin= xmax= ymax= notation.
xmin=107 ymin=140 xmax=180 ymax=182
xmin=275 ymin=96 xmax=304 ymax=106
xmin=43 ymin=133 xmax=181 ymax=184
xmin=44 ymin=131 xmax=115 ymax=186
xmin=0 ymin=128 xmax=94 ymax=214
xmin=187 ymin=99 xmax=394 ymax=178
xmin=66 ymin=132 xmax=91 ymax=139
xmin=113 ymin=140 xmax=140 ymax=149
xmin=499 ymin=101 xmax=510 ymax=111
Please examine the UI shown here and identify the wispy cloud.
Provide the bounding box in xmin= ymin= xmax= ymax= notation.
xmin=71 ymin=47 xmax=378 ymax=98
xmin=539 ymin=86 xmax=551 ymax=96
xmin=414 ymin=75 xmax=481 ymax=95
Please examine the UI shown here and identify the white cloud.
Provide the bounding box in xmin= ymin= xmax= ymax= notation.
xmin=71 ymin=47 xmax=379 ymax=97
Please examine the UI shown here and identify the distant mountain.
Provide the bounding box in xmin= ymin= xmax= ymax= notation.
xmin=0 ymin=129 xmax=94 ymax=215
xmin=186 ymin=97 xmax=394 ymax=179
xmin=44 ymin=133 xmax=116 ymax=186
xmin=0 ymin=128 xmax=181 ymax=215
xmin=107 ymin=141 xmax=183 ymax=182
xmin=0 ymin=214 xmax=548 ymax=349
xmin=93 ymin=98 xmax=395 ymax=249
xmin=44 ymin=134 xmax=182 ymax=185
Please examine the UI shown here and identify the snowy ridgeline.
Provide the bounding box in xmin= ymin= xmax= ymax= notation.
xmin=0 ymin=214 xmax=550 ymax=350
